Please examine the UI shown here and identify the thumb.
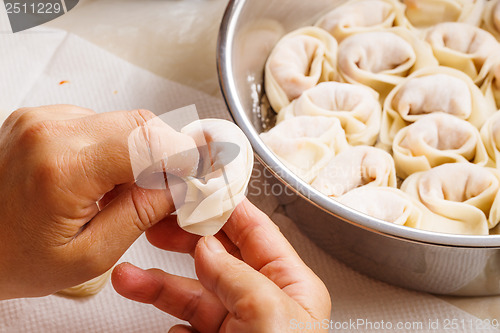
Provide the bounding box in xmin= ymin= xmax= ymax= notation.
xmin=72 ymin=184 xmax=179 ymax=275
xmin=194 ymin=236 xmax=287 ymax=321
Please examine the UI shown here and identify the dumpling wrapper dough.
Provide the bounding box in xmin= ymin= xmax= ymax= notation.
xmin=380 ymin=66 xmax=496 ymax=149
xmin=312 ymin=146 xmax=396 ymax=197
xmin=337 ymin=28 xmax=438 ymax=98
xmin=260 ymin=116 xmax=349 ymax=183
xmin=479 ymin=58 xmax=500 ymax=109
xmin=402 ymin=163 xmax=500 ymax=233
xmin=482 ymin=0 xmax=500 ymax=40
xmin=425 ymin=22 xmax=500 ymax=83
xmin=337 ymin=186 xmax=489 ymax=235
xmin=176 ymin=119 xmax=254 ymax=236
xmin=58 ymin=269 xmax=112 ymax=297
xmin=315 ymin=0 xmax=406 ymax=41
xmin=480 ymin=111 xmax=500 ymax=167
xmin=402 ymin=0 xmax=485 ymax=28
xmin=265 ymin=26 xmax=338 ymax=112
xmin=393 ymin=113 xmax=488 ymax=178
xmin=277 ymin=82 xmax=381 ymax=146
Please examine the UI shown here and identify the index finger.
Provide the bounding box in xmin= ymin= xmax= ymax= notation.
xmin=222 ymin=199 xmax=303 ymax=271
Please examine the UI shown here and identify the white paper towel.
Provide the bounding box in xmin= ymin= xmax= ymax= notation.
xmin=0 ymin=13 xmax=499 ymax=333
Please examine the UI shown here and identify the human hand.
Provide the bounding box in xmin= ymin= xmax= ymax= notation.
xmin=0 ymin=105 xmax=198 ymax=299
xmin=112 ymin=199 xmax=331 ymax=333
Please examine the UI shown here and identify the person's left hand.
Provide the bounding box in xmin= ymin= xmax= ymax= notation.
xmin=0 ymin=105 xmax=198 ymax=299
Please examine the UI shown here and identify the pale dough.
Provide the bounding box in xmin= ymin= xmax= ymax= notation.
xmin=260 ymin=116 xmax=349 ymax=183
xmin=277 ymin=82 xmax=381 ymax=146
xmin=265 ymin=26 xmax=338 ymax=112
xmin=393 ymin=113 xmax=488 ymax=178
xmin=176 ymin=119 xmax=254 ymax=236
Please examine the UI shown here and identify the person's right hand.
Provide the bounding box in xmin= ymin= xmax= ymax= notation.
xmin=0 ymin=105 xmax=198 ymax=300
xmin=112 ymin=199 xmax=332 ymax=333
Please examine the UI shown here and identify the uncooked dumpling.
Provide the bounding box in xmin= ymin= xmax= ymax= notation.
xmin=380 ymin=66 xmax=496 ymax=149
xmin=480 ymin=59 xmax=500 ymax=109
xmin=336 ymin=187 xmax=423 ymax=227
xmin=401 ymin=0 xmax=485 ymax=28
xmin=338 ymin=186 xmax=490 ymax=235
xmin=260 ymin=116 xmax=349 ymax=183
xmin=402 ymin=163 xmax=500 ymax=233
xmin=480 ymin=111 xmax=500 ymax=167
xmin=393 ymin=113 xmax=488 ymax=178
xmin=481 ymin=0 xmax=500 ymax=40
xmin=425 ymin=22 xmax=500 ymax=83
xmin=176 ymin=119 xmax=254 ymax=236
xmin=58 ymin=270 xmax=112 ymax=297
xmin=277 ymin=82 xmax=381 ymax=146
xmin=337 ymin=28 xmax=438 ymax=97
xmin=265 ymin=26 xmax=338 ymax=112
xmin=312 ymin=146 xmax=396 ymax=197
xmin=315 ymin=0 xmax=406 ymax=41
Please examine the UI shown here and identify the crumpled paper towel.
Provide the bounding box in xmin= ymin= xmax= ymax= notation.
xmin=0 ymin=13 xmax=499 ymax=333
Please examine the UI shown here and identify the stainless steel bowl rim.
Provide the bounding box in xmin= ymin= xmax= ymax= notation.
xmin=216 ymin=0 xmax=500 ymax=248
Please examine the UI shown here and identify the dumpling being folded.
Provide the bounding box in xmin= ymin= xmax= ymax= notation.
xmin=482 ymin=0 xmax=500 ymax=40
xmin=175 ymin=119 xmax=254 ymax=236
xmin=425 ymin=22 xmax=500 ymax=83
xmin=393 ymin=113 xmax=488 ymax=178
xmin=380 ymin=67 xmax=496 ymax=148
xmin=480 ymin=111 xmax=500 ymax=167
xmin=337 ymin=186 xmax=489 ymax=235
xmin=311 ymin=146 xmax=396 ymax=197
xmin=260 ymin=116 xmax=348 ymax=183
xmin=401 ymin=163 xmax=500 ymax=234
xmin=401 ymin=0 xmax=485 ymax=28
xmin=315 ymin=0 xmax=406 ymax=41
xmin=277 ymin=82 xmax=381 ymax=146
xmin=337 ymin=28 xmax=438 ymax=98
xmin=265 ymin=26 xmax=338 ymax=112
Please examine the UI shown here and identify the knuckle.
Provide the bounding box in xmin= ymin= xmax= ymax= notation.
xmin=129 ymin=187 xmax=159 ymax=232
xmin=235 ymin=291 xmax=279 ymax=319
xmin=128 ymin=109 xmax=156 ymax=128
xmin=6 ymin=107 xmax=38 ymax=129
xmin=179 ymin=290 xmax=203 ymax=321
xmin=17 ymin=120 xmax=54 ymax=146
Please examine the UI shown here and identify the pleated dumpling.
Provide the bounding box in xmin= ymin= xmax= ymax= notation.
xmin=260 ymin=116 xmax=349 ymax=183
xmin=336 ymin=186 xmax=478 ymax=234
xmin=401 ymin=0 xmax=485 ymax=28
xmin=315 ymin=0 xmax=406 ymax=41
xmin=425 ymin=22 xmax=500 ymax=83
xmin=277 ymin=82 xmax=381 ymax=146
xmin=336 ymin=187 xmax=424 ymax=227
xmin=311 ymin=146 xmax=396 ymax=197
xmin=393 ymin=113 xmax=488 ymax=178
xmin=401 ymin=163 xmax=500 ymax=234
xmin=177 ymin=119 xmax=254 ymax=236
xmin=380 ymin=67 xmax=496 ymax=148
xmin=265 ymin=26 xmax=338 ymax=112
xmin=480 ymin=111 xmax=500 ymax=167
xmin=480 ymin=59 xmax=500 ymax=109
xmin=481 ymin=0 xmax=500 ymax=40
xmin=338 ymin=28 xmax=438 ymax=97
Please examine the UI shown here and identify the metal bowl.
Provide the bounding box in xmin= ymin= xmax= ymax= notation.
xmin=217 ymin=0 xmax=500 ymax=296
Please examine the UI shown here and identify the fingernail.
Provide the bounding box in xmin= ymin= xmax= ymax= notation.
xmin=204 ymin=236 xmax=225 ymax=253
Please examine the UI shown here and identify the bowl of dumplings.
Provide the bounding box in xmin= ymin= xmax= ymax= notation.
xmin=217 ymin=0 xmax=500 ymax=295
